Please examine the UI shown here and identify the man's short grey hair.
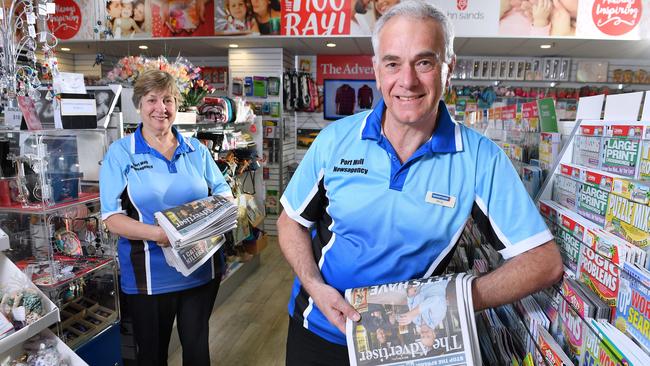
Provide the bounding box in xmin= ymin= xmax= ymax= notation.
xmin=371 ymin=0 xmax=455 ymax=63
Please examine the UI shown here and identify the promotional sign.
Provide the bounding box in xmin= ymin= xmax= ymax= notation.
xmin=317 ymin=55 xmax=374 ymax=85
xmin=152 ymin=0 xmax=216 ymax=37
xmin=283 ymin=0 xmax=351 ymax=35
xmin=105 ymin=0 xmax=153 ymax=39
xmin=577 ymin=0 xmax=643 ymax=39
xmin=436 ymin=0 xmax=499 ymax=37
xmin=47 ymin=0 xmax=93 ymax=40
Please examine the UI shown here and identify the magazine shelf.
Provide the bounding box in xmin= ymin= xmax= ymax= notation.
xmin=471 ymin=92 xmax=650 ymax=363
xmin=529 ymin=92 xmax=650 ymax=363
xmin=0 ymin=129 xmax=119 ymax=350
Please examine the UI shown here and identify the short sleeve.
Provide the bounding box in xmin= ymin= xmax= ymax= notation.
xmin=473 ymin=142 xmax=554 ymax=260
xmin=196 ymin=142 xmax=232 ymax=198
xmin=280 ymin=133 xmax=328 ymax=228
xmin=99 ymin=143 xmax=128 ymax=220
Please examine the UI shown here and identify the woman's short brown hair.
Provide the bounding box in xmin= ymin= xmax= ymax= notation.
xmin=132 ymin=69 xmax=181 ymax=108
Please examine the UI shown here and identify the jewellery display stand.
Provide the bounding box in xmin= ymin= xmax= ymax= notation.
xmin=0 ymin=129 xmax=120 ymax=356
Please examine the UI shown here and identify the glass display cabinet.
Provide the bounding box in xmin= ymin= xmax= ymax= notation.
xmin=0 ymin=129 xmax=119 ymax=350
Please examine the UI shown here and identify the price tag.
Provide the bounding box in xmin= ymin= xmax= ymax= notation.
xmin=26 ymin=12 xmax=36 ymax=24
xmin=39 ymin=32 xmax=47 ymax=42
xmin=4 ymin=107 xmax=23 ymax=128
xmin=0 ymin=9 xmax=4 ymax=20
xmin=28 ymin=25 xmax=36 ymax=38
xmin=47 ymin=2 xmax=56 ymax=14
xmin=38 ymin=4 xmax=47 ymax=15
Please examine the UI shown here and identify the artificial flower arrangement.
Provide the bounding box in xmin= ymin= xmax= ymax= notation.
xmin=105 ymin=56 xmax=214 ymax=111
xmin=181 ymin=78 xmax=215 ymax=110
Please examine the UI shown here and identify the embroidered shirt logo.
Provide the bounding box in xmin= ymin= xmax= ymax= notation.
xmin=130 ymin=160 xmax=153 ymax=171
xmin=425 ymin=191 xmax=456 ymax=208
xmin=333 ymin=158 xmax=368 ymax=175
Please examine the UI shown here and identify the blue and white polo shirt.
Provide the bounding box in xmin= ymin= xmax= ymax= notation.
xmin=280 ymin=99 xmax=553 ymax=345
xmin=100 ymin=124 xmax=232 ymax=295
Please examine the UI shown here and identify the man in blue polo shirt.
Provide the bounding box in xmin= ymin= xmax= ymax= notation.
xmin=277 ymin=1 xmax=563 ymax=364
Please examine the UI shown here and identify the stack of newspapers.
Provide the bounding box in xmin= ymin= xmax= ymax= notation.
xmin=345 ymin=273 xmax=481 ymax=366
xmin=154 ymin=195 xmax=238 ymax=276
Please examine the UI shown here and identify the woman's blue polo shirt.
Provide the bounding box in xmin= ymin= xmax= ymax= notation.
xmin=100 ymin=125 xmax=232 ymax=295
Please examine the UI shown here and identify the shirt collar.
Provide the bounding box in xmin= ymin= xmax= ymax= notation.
xmin=360 ymin=99 xmax=463 ymax=153
xmin=133 ymin=124 xmax=193 ymax=154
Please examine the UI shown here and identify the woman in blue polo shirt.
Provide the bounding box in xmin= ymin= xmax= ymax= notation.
xmin=99 ymin=69 xmax=232 ymax=366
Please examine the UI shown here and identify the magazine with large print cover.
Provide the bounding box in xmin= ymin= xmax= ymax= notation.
xmin=154 ymin=195 xmax=237 ymax=249
xmin=344 ymin=273 xmax=480 ymax=366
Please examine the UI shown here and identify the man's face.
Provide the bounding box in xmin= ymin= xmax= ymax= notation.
xmin=374 ymin=16 xmax=454 ymax=129
xmin=108 ymin=0 xmax=122 ymax=19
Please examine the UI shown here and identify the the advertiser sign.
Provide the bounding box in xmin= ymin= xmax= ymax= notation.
xmin=317 ymin=55 xmax=374 ymax=84
xmin=283 ymin=0 xmax=352 ymax=35
xmin=577 ymin=0 xmax=642 ymax=39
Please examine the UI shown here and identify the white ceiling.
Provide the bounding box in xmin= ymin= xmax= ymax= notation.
xmin=58 ymin=36 xmax=650 ymax=60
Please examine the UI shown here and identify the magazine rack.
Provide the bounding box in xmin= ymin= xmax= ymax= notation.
xmin=475 ymin=99 xmax=562 ymax=199
xmin=0 ymin=129 xmax=120 ymax=351
xmin=468 ymin=92 xmax=650 ymax=363
xmin=530 ymin=92 xmax=650 ymax=362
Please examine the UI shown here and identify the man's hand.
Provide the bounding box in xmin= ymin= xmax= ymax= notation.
xmin=309 ymin=282 xmax=360 ymax=333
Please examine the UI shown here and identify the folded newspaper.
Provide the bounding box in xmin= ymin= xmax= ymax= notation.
xmin=154 ymin=195 xmax=238 ymax=276
xmin=345 ymin=273 xmax=481 ymax=366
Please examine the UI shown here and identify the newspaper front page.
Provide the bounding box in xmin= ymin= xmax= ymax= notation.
xmin=345 ymin=273 xmax=480 ymax=366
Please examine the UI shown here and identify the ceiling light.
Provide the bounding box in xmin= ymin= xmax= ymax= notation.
xmin=618 ymin=84 xmax=624 ymax=90
xmin=60 ymin=47 xmax=71 ymax=52
xmin=549 ymin=82 xmax=557 ymax=87
xmin=540 ymin=44 xmax=552 ymax=49
xmin=138 ymin=45 xmax=148 ymax=50
xmin=326 ymin=42 xmax=336 ymax=48
xmin=229 ymin=44 xmax=239 ymax=48
xmin=493 ymin=80 xmax=500 ymax=86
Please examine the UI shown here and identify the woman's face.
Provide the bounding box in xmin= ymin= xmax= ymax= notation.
xmin=251 ymin=0 xmax=269 ymax=15
xmin=139 ymin=89 xmax=177 ymax=133
xmin=374 ymin=0 xmax=399 ymax=16
xmin=133 ymin=3 xmax=145 ymax=21
xmin=229 ymin=0 xmax=247 ymax=21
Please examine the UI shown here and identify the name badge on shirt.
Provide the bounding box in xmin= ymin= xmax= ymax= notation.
xmin=425 ymin=191 xmax=456 ymax=208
